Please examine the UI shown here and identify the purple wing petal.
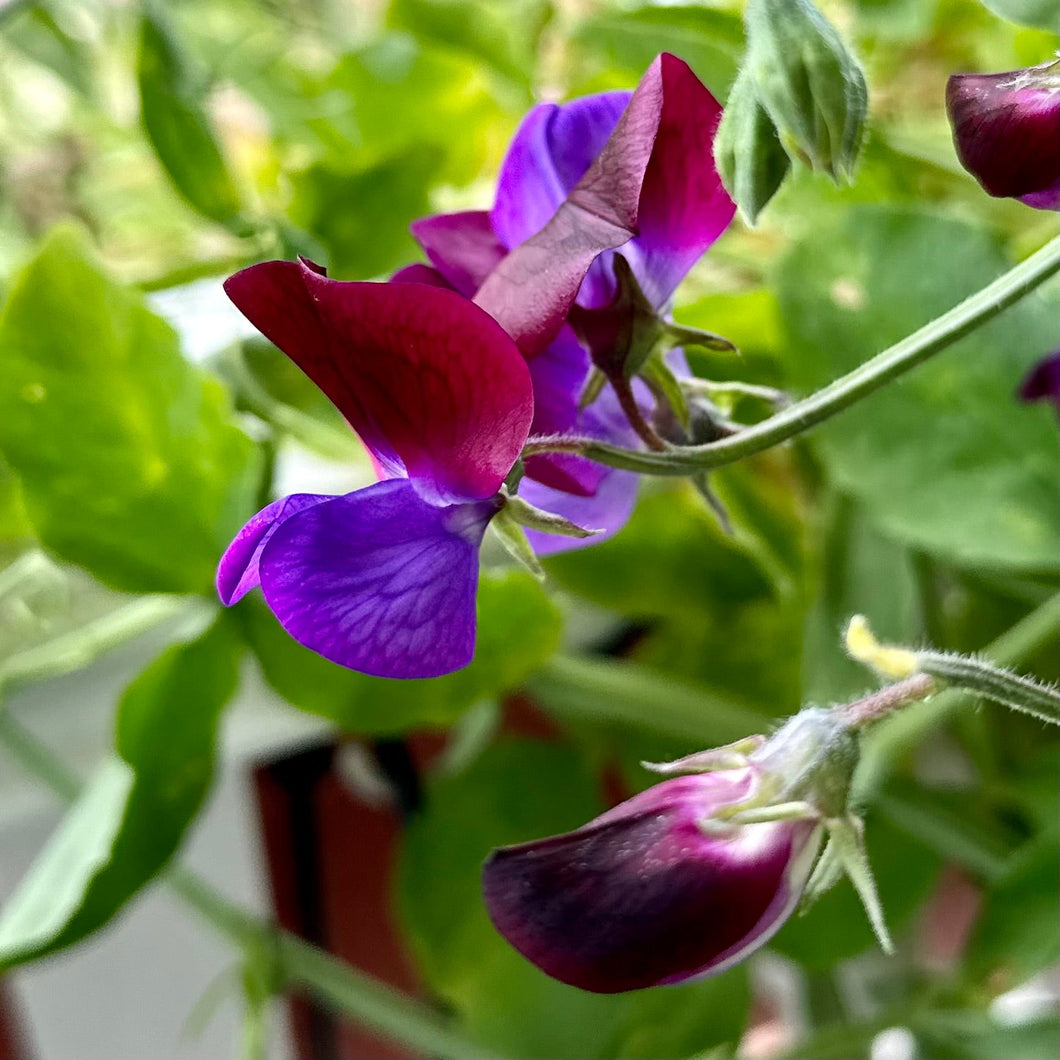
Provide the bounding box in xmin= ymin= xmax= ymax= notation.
xmin=483 ymin=773 xmax=821 ymax=993
xmin=491 ymin=92 xmax=632 ymax=251
xmin=518 ymin=468 xmax=639 ymax=556
xmin=224 ymin=262 xmax=533 ymax=505
xmin=216 ymin=494 xmax=332 ymax=605
xmin=257 ymin=479 xmax=500 ymax=679
xmin=409 ymin=211 xmax=507 ymax=297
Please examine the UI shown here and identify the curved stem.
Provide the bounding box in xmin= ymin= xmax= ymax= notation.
xmin=916 ymin=650 xmax=1060 ymax=725
xmin=610 ymin=375 xmax=668 ymax=451
xmin=550 ymin=235 xmax=1060 ymax=475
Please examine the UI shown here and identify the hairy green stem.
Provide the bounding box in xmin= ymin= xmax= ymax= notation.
xmin=854 ymin=593 xmax=1060 ymax=802
xmin=0 ymin=712 xmax=498 ymax=1059
xmin=916 ymin=650 xmax=1060 ymax=725
xmin=543 ymin=235 xmax=1060 ymax=474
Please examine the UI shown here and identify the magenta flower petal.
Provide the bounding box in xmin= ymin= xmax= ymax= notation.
xmin=475 ymin=54 xmax=734 ymax=355
xmin=409 ymin=211 xmax=506 ymax=297
xmin=518 ymin=467 xmax=639 ymax=556
xmin=224 ymin=261 xmax=533 ymax=504
xmin=620 ymin=56 xmax=735 ymax=308
xmin=390 ymin=263 xmax=450 ymax=287
xmin=257 ymin=479 xmax=501 ymax=679
xmin=483 ymin=772 xmax=822 ymax=992
xmin=216 ymin=494 xmax=332 ymax=605
xmin=947 ymin=67 xmax=1060 ymax=209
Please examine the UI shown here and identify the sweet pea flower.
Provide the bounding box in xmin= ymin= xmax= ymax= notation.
xmin=483 ymin=767 xmax=823 ymax=993
xmin=405 ymin=53 xmax=736 ymax=550
xmin=216 ymin=260 xmax=533 ymax=678
xmin=482 ymin=709 xmax=898 ymax=994
xmin=946 ymin=61 xmax=1060 ymax=210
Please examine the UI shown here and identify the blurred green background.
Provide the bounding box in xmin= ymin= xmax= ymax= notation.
xmin=0 ymin=1 xmax=1057 ymax=1058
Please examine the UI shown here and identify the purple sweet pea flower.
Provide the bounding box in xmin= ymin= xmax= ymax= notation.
xmin=946 ymin=61 xmax=1060 ymax=210
xmin=406 ymin=53 xmax=735 ymax=548
xmin=217 ymin=260 xmax=533 ymax=679
xmin=483 ymin=768 xmax=822 ymax=993
xmin=1019 ymin=348 xmax=1060 ymax=413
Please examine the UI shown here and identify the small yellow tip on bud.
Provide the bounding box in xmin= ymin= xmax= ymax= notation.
xmin=844 ymin=615 xmax=919 ymax=680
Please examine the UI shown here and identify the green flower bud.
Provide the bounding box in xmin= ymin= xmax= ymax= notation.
xmin=744 ymin=0 xmax=868 ymax=179
xmin=714 ymin=64 xmax=793 ymax=224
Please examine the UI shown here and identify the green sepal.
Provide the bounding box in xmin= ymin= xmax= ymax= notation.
xmin=827 ymin=815 xmax=895 ymax=954
xmin=488 ymin=509 xmax=545 ymax=581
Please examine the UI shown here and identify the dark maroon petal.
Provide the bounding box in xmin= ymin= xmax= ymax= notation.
xmin=409 ymin=211 xmax=506 ymax=297
xmin=216 ymin=494 xmax=332 ymax=605
xmin=475 ymin=54 xmax=734 ymax=355
xmin=224 ymin=262 xmax=533 ymax=504
xmin=258 ymin=479 xmax=500 ymax=679
xmin=1019 ymin=349 xmax=1060 ymax=410
xmin=947 ymin=70 xmax=1060 ymax=207
xmin=483 ymin=773 xmax=820 ymax=993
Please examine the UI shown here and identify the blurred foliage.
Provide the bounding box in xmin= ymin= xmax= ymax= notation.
xmin=0 ymin=0 xmax=1057 ymax=1058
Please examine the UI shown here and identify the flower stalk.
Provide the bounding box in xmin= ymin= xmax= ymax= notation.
xmin=525 ymin=234 xmax=1060 ymax=475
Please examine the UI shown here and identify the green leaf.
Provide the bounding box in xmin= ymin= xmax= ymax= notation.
xmin=310 ymin=35 xmax=509 ymax=186
xmin=571 ymin=5 xmax=742 ymax=99
xmin=288 ymin=145 xmax=442 ymax=279
xmin=241 ymin=568 xmax=561 ymax=735
xmin=387 ymin=0 xmax=550 ymax=89
xmin=777 ymin=207 xmax=1060 ymax=572
xmin=0 ymin=617 xmax=240 ymax=968
xmin=0 ymin=456 xmax=33 ymax=545
xmin=4 ymin=2 xmax=95 ymax=97
xmin=545 ymin=481 xmax=777 ymax=621
xmin=978 ymin=0 xmax=1059 ymax=31
xmin=0 ymin=226 xmax=260 ymax=593
xmin=137 ymin=1 xmax=243 ymax=225
xmin=398 ymin=740 xmax=750 ymax=1059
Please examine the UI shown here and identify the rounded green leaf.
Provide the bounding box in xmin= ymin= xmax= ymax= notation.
xmin=0 ymin=226 xmax=260 ymax=593
xmin=777 ymin=207 xmax=1060 ymax=572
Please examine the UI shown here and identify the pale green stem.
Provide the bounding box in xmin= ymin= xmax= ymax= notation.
xmin=0 ymin=712 xmax=500 ymax=1060
xmin=531 ymin=235 xmax=1060 ymax=475
xmin=0 ymin=596 xmax=202 ymax=694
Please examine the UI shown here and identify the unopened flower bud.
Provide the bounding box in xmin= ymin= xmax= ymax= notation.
xmin=743 ymin=0 xmax=868 ymax=179
xmin=714 ymin=64 xmax=793 ymax=223
xmin=946 ymin=61 xmax=1060 ymax=210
